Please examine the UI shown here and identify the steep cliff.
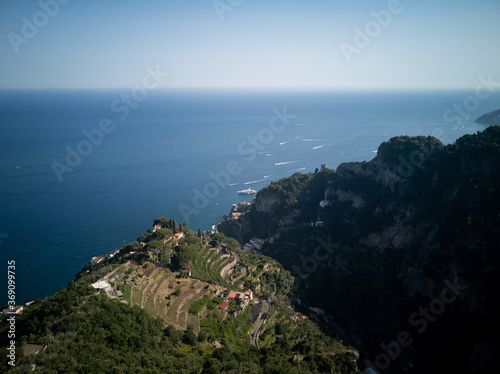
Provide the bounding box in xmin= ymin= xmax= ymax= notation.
xmin=218 ymin=126 xmax=500 ymax=373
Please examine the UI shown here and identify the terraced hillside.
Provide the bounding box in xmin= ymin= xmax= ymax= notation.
xmin=105 ymin=262 xmax=219 ymax=331
xmin=3 ymin=216 xmax=360 ymax=373
xmin=96 ymin=229 xmax=298 ymax=348
xmin=190 ymin=247 xmax=233 ymax=286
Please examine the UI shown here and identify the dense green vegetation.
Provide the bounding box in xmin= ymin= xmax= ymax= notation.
xmin=219 ymin=169 xmax=335 ymax=239
xmin=189 ymin=295 xmax=211 ymax=314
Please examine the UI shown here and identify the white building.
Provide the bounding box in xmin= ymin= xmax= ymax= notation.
xmin=91 ymin=280 xmax=111 ymax=290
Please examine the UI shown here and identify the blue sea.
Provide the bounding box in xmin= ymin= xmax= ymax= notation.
xmin=1 ymin=88 xmax=498 ymax=304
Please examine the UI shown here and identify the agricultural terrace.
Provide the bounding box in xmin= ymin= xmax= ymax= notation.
xmin=105 ymin=262 xmax=219 ymax=332
xmin=189 ymin=246 xmax=232 ymax=287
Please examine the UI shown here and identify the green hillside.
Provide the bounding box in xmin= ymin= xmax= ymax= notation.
xmin=0 ymin=221 xmax=359 ymax=373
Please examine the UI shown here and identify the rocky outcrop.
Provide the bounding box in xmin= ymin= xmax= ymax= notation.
xmin=336 ymin=156 xmax=403 ymax=192
xmin=475 ymin=108 xmax=500 ymax=125
xmin=253 ymin=192 xmax=280 ymax=214
xmin=359 ymin=221 xmax=416 ymax=250
xmin=326 ymin=186 xmax=365 ymax=209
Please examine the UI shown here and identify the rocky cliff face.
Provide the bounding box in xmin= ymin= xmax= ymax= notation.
xmin=218 ymin=126 xmax=500 ymax=374
xmin=253 ymin=191 xmax=280 ymax=214
xmin=335 ymin=156 xmax=402 ymax=192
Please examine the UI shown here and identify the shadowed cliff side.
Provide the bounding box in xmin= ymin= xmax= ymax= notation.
xmin=218 ymin=126 xmax=500 ymax=374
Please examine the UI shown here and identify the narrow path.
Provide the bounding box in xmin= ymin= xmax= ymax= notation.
xmin=141 ymin=278 xmax=154 ymax=309
xmin=231 ymin=273 xmax=244 ymax=285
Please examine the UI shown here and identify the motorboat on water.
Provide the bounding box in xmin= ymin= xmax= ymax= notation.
xmin=238 ymin=188 xmax=257 ymax=195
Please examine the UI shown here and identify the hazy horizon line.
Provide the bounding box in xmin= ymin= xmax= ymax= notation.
xmin=0 ymin=86 xmax=483 ymax=92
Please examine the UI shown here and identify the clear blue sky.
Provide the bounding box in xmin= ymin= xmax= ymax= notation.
xmin=1 ymin=0 xmax=499 ymax=89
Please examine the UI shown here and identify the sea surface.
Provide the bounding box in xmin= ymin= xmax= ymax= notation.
xmin=1 ymin=88 xmax=498 ymax=304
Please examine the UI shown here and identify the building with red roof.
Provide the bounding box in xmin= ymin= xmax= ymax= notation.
xmin=218 ymin=302 xmax=229 ymax=311
xmin=228 ymin=290 xmax=238 ymax=299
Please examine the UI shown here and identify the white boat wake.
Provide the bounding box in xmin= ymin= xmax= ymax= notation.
xmin=312 ymin=144 xmax=330 ymax=150
xmin=280 ymin=138 xmax=300 ymax=145
xmin=275 ymin=161 xmax=300 ymax=166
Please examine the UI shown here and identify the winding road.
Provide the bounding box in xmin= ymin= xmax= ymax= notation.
xmin=250 ymin=299 xmax=270 ymax=347
xmin=218 ymin=249 xmax=267 ymax=347
xmin=220 ymin=251 xmax=241 ymax=281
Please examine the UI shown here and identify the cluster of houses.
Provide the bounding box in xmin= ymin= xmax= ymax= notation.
xmin=89 ymin=228 xmax=188 ymax=266
xmin=226 ymin=201 xmax=251 ymax=220
xmin=90 ymin=248 xmax=121 ymax=266
xmin=90 ymin=223 xmax=189 ymax=266
xmin=217 ymin=289 xmax=253 ymax=312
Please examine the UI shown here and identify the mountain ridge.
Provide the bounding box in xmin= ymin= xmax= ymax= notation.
xmin=218 ymin=126 xmax=500 ymax=373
